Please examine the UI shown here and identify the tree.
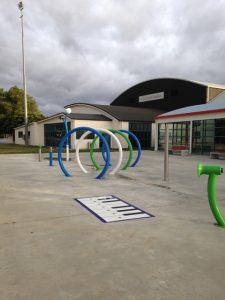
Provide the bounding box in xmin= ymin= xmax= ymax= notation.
xmin=0 ymin=86 xmax=45 ymax=134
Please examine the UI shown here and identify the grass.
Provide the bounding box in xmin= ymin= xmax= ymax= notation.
xmin=0 ymin=144 xmax=60 ymax=154
xmin=0 ymin=143 xmax=131 ymax=154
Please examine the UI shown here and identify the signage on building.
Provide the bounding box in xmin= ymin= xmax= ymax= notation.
xmin=139 ymin=92 xmax=164 ymax=103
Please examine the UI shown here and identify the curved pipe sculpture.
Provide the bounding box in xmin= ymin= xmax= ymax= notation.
xmin=197 ymin=163 xmax=225 ymax=227
xmin=75 ymin=128 xmax=123 ymax=175
xmin=58 ymin=126 xmax=110 ymax=179
xmin=90 ymin=128 xmax=133 ymax=171
xmin=119 ymin=129 xmax=141 ymax=167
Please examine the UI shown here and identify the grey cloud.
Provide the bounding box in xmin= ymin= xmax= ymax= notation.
xmin=0 ymin=0 xmax=225 ymax=116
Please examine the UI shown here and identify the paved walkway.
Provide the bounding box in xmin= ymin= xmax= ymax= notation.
xmin=0 ymin=151 xmax=225 ymax=300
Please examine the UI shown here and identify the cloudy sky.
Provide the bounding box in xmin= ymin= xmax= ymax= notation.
xmin=1 ymin=0 xmax=225 ymax=116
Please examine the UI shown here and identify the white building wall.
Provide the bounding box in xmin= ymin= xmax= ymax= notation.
xmin=73 ymin=119 xmax=113 ymax=149
xmin=65 ymin=119 xmax=129 ymax=150
xmin=13 ymin=104 xmax=143 ymax=149
xmin=121 ymin=122 xmax=129 ymax=130
xmin=29 ymin=123 xmax=38 ymax=145
xmin=15 ymin=123 xmax=38 ymax=145
xmin=14 ymin=116 xmax=126 ymax=148
xmin=15 ymin=127 xmax=24 ymax=145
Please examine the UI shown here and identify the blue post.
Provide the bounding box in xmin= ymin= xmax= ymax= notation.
xmin=63 ymin=115 xmax=70 ymax=161
xmin=64 ymin=115 xmax=69 ymax=145
xmin=49 ymin=147 xmax=53 ymax=166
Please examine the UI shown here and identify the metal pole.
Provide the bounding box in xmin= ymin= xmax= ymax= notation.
xmin=154 ymin=123 xmax=158 ymax=151
xmin=18 ymin=2 xmax=28 ymax=146
xmin=189 ymin=121 xmax=193 ymax=154
xmin=164 ymin=123 xmax=169 ymax=181
xmin=66 ymin=144 xmax=69 ymax=161
xmin=38 ymin=145 xmax=42 ymax=162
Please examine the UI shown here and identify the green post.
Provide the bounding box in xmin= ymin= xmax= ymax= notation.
xmin=197 ymin=163 xmax=225 ymax=228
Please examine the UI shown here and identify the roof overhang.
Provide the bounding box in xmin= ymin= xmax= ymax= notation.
xmin=64 ymin=103 xmax=116 ymax=120
xmin=155 ymin=109 xmax=225 ymax=123
xmin=156 ymin=107 xmax=225 ymax=120
xmin=37 ymin=113 xmax=65 ymax=124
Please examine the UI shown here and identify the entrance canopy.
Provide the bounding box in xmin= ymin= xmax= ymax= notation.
xmin=155 ymin=92 xmax=225 ymax=123
xmin=155 ymin=92 xmax=225 ymax=154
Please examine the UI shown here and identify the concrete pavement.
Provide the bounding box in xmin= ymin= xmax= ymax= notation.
xmin=0 ymin=151 xmax=225 ymax=300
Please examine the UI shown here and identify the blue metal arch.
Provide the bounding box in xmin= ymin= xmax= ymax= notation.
xmin=57 ymin=127 xmax=110 ymax=179
xmin=101 ymin=134 xmax=111 ymax=166
xmin=119 ymin=129 xmax=141 ymax=167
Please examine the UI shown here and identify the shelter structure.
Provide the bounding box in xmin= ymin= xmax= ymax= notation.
xmin=155 ymin=92 xmax=225 ymax=154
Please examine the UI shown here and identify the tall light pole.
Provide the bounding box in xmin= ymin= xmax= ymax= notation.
xmin=18 ymin=1 xmax=29 ymax=145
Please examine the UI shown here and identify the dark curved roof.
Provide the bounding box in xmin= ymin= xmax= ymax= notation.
xmin=110 ymin=77 xmax=212 ymax=111
xmin=65 ymin=103 xmax=165 ymax=121
xmin=92 ymin=104 xmax=165 ymax=121
xmin=112 ymin=78 xmax=225 ymax=101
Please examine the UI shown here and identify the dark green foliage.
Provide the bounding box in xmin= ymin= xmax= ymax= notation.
xmin=0 ymin=86 xmax=45 ymax=134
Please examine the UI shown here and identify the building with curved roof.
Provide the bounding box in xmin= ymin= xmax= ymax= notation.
xmin=14 ymin=78 xmax=225 ymax=154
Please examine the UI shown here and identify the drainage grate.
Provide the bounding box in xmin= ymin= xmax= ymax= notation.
xmin=75 ymin=195 xmax=154 ymax=223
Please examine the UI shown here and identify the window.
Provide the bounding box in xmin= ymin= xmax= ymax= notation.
xmin=44 ymin=122 xmax=71 ymax=147
xmin=18 ymin=131 xmax=23 ymax=138
xmin=192 ymin=118 xmax=225 ymax=154
xmin=158 ymin=122 xmax=189 ymax=150
xmin=129 ymin=122 xmax=152 ymax=149
xmin=76 ymin=131 xmax=95 ymax=139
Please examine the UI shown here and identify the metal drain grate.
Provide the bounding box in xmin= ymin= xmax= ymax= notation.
xmin=75 ymin=195 xmax=154 ymax=223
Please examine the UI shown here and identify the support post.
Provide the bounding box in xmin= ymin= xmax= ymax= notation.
xmin=189 ymin=121 xmax=193 ymax=154
xmin=66 ymin=144 xmax=69 ymax=161
xmin=38 ymin=146 xmax=42 ymax=162
xmin=154 ymin=122 xmax=158 ymax=151
xmin=164 ymin=124 xmax=169 ymax=181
